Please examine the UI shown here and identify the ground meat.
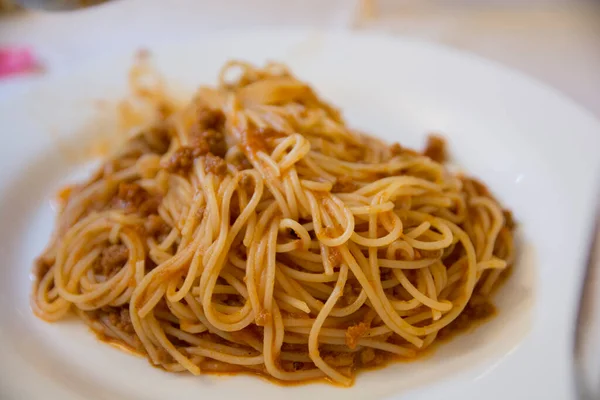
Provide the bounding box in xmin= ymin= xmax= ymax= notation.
xmin=231 ymin=152 xmax=253 ymax=171
xmin=390 ymin=143 xmax=403 ymax=157
xmin=145 ymin=214 xmax=171 ymax=239
xmin=345 ymin=322 xmax=370 ymax=349
xmin=107 ymin=307 xmax=135 ymax=334
xmin=141 ymin=124 xmax=171 ymax=154
xmin=186 ymin=104 xmax=226 ymax=157
xmin=162 ymin=146 xmax=196 ymax=174
xmin=339 ymin=280 xmax=362 ymax=306
xmin=423 ymin=134 xmax=447 ymax=163
xmin=390 ymin=142 xmax=419 ymax=158
xmin=332 ymin=177 xmax=357 ymax=193
xmin=255 ymin=309 xmax=270 ymax=326
xmin=164 ymin=138 xmax=227 ymax=176
xmin=34 ymin=257 xmax=52 ymax=282
xmin=96 ymin=244 xmax=129 ymax=277
xmin=240 ymin=126 xmax=284 ymax=158
xmin=370 ymin=351 xmax=388 ymax=366
xmin=323 ymin=352 xmax=355 ymax=367
xmin=240 ymin=174 xmax=255 ymax=192
xmin=323 ymin=226 xmax=339 ymax=239
xmin=327 ymin=246 xmax=342 ymax=269
xmin=204 ymin=153 xmax=227 ymax=176
xmin=138 ymin=196 xmax=161 ymax=217
xmin=187 ymin=132 xmax=210 ymax=156
xmin=113 ymin=182 xmax=143 ymax=210
xmin=197 ymin=105 xmax=224 ymax=130
xmin=359 ymin=347 xmax=376 ymax=365
xmin=190 ymin=128 xmax=227 ymax=158
xmin=113 ymin=182 xmax=161 ymax=216
xmin=503 ymin=209 xmax=516 ymax=230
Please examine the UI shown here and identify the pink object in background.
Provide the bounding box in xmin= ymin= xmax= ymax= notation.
xmin=0 ymin=47 xmax=39 ymax=78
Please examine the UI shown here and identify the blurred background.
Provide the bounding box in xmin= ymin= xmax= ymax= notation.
xmin=0 ymin=0 xmax=599 ymax=118
xmin=0 ymin=0 xmax=598 ymax=109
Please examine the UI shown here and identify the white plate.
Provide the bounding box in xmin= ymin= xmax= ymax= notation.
xmin=0 ymin=30 xmax=599 ymax=400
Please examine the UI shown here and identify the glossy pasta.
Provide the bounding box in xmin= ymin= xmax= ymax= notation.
xmin=32 ymin=59 xmax=515 ymax=386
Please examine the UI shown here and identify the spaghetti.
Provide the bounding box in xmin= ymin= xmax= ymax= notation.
xmin=32 ymin=59 xmax=515 ymax=386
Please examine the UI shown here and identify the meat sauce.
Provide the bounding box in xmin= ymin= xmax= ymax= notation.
xmin=113 ymin=182 xmax=161 ymax=216
xmin=162 ymin=107 xmax=228 ymax=175
xmin=94 ymin=244 xmax=129 ymax=277
xmin=422 ymin=134 xmax=447 ymax=163
xmin=50 ymin=123 xmax=511 ymax=387
xmin=238 ymin=126 xmax=284 ymax=162
xmin=110 ymin=290 xmax=500 ymax=388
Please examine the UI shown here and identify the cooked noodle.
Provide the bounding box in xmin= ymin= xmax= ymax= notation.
xmin=32 ymin=59 xmax=515 ymax=386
